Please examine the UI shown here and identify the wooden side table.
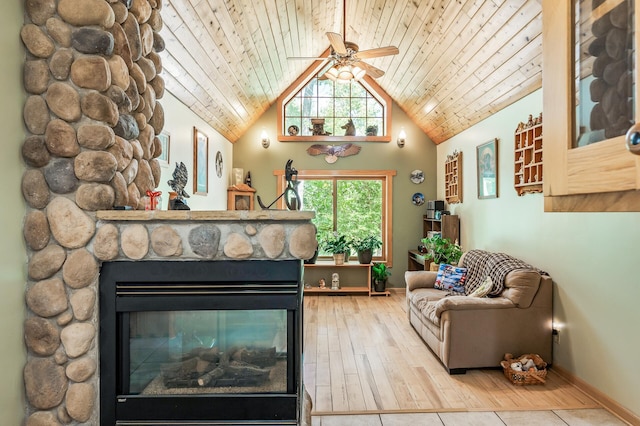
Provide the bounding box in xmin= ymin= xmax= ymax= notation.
xmin=408 ymin=250 xmax=431 ymax=271
xmin=227 ymin=187 xmax=255 ymax=210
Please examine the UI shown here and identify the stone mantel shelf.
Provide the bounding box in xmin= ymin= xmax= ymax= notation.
xmin=96 ymin=210 xmax=315 ymax=221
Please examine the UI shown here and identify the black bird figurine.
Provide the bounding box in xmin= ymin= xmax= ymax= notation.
xmin=167 ymin=161 xmax=190 ymax=201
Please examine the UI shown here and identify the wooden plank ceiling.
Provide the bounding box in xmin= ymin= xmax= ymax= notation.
xmin=160 ymin=0 xmax=542 ymax=144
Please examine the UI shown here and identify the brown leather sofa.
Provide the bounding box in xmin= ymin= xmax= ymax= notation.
xmin=405 ymin=251 xmax=553 ymax=374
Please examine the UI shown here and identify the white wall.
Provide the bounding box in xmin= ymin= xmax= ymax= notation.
xmin=156 ymin=92 xmax=233 ymax=211
xmin=437 ymin=89 xmax=640 ymax=417
xmin=1 ymin=1 xmax=27 ymax=423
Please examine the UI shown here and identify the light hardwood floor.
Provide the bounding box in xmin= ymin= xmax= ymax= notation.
xmin=303 ymin=293 xmax=602 ymax=416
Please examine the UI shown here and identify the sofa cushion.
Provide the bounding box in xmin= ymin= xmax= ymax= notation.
xmin=434 ymin=264 xmax=467 ymax=293
xmin=409 ymin=287 xmax=447 ymax=308
xmin=502 ymin=270 xmax=541 ymax=308
xmin=421 ymin=301 xmax=441 ymax=325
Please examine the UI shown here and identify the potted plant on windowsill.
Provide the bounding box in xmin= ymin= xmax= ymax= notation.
xmin=352 ymin=235 xmax=382 ymax=264
xmin=321 ymin=233 xmax=351 ymax=265
xmin=371 ymin=262 xmax=390 ymax=292
xmin=421 ymin=234 xmax=462 ymax=271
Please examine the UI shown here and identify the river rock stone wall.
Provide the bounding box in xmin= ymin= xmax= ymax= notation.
xmin=19 ymin=2 xmax=318 ymax=423
xmin=19 ymin=0 xmax=167 ymax=423
xmin=22 ymin=0 xmax=166 ymax=213
xmin=587 ymin=0 xmax=633 ymax=140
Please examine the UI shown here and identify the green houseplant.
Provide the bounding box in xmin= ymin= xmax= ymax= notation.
xmin=320 ymin=233 xmax=351 ymax=265
xmin=371 ymin=262 xmax=390 ymax=292
xmin=421 ymin=234 xmax=462 ymax=270
xmin=352 ymin=235 xmax=382 ymax=264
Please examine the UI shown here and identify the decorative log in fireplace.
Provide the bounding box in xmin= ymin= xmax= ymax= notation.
xmin=99 ymin=259 xmax=303 ymax=425
xmin=160 ymin=346 xmax=277 ymax=388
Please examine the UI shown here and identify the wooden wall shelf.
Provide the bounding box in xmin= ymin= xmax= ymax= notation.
xmin=514 ymin=113 xmax=543 ymax=196
xmin=445 ymin=151 xmax=462 ymax=204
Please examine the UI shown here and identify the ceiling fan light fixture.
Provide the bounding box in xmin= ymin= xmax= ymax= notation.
xmin=337 ymin=65 xmax=353 ymax=80
xmin=352 ymin=65 xmax=366 ymax=81
xmin=325 ymin=67 xmax=339 ymax=81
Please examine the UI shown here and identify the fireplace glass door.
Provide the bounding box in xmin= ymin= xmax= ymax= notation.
xmin=128 ymin=309 xmax=288 ymax=395
xmin=100 ymin=260 xmax=302 ymax=425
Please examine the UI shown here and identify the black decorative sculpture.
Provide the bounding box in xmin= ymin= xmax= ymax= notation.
xmin=257 ymin=159 xmax=301 ymax=210
xmin=167 ymin=162 xmax=190 ymax=210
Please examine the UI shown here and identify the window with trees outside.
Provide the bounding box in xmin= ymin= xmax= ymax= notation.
xmin=275 ymin=170 xmax=395 ymax=265
xmin=283 ymin=77 xmax=385 ymax=138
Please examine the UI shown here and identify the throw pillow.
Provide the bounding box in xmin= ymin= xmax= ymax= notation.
xmin=434 ymin=264 xmax=467 ymax=293
xmin=469 ymin=276 xmax=493 ymax=297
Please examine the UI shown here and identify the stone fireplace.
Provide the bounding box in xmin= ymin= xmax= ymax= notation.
xmin=23 ymin=209 xmax=316 ymax=424
xmin=19 ymin=0 xmax=318 ymax=423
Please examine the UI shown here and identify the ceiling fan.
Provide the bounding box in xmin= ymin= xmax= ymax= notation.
xmin=288 ymin=0 xmax=399 ymax=81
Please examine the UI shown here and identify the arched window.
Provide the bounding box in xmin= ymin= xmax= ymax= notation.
xmin=277 ymin=56 xmax=392 ymax=143
xmin=283 ymin=76 xmax=385 ymax=138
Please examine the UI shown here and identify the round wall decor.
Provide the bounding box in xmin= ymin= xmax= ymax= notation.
xmin=412 ymin=192 xmax=425 ymax=206
xmin=410 ymin=169 xmax=424 ymax=184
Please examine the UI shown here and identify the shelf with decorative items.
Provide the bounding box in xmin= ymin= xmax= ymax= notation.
xmin=302 ymin=262 xmax=389 ymax=296
xmin=445 ymin=151 xmax=462 ymax=204
xmin=409 ymin=214 xmax=461 ymax=272
xmin=423 ymin=214 xmax=459 ymax=243
xmin=514 ymin=113 xmax=543 ymax=196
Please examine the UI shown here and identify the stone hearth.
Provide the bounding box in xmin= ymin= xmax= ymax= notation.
xmin=23 ymin=210 xmax=316 ymax=424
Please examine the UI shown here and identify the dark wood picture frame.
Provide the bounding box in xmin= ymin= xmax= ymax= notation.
xmin=193 ymin=127 xmax=209 ymax=195
xmin=477 ymin=138 xmax=498 ymax=199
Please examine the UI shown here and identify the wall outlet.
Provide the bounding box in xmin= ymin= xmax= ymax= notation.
xmin=553 ymin=328 xmax=560 ymax=343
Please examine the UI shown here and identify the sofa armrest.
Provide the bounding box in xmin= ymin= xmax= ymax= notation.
xmin=405 ymin=270 xmax=437 ymax=291
xmin=420 ymin=296 xmax=516 ymax=329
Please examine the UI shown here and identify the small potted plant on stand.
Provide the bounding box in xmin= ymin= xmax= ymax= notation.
xmin=421 ymin=234 xmax=462 ymax=271
xmin=371 ymin=262 xmax=390 ymax=292
xmin=352 ymin=235 xmax=382 ymax=264
xmin=321 ymin=233 xmax=351 ymax=265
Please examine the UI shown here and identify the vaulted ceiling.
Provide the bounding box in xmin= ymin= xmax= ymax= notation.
xmin=159 ymin=0 xmax=542 ymax=144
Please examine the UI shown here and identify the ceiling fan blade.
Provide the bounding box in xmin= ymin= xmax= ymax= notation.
xmin=355 ymin=46 xmax=399 ymax=60
xmin=326 ymin=32 xmax=347 ymax=55
xmin=317 ymin=61 xmax=335 ymax=77
xmin=355 ymin=61 xmax=385 ymax=78
xmin=288 ymin=58 xmax=330 ymax=62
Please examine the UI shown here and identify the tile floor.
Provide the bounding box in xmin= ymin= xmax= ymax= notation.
xmin=312 ymin=408 xmax=628 ymax=425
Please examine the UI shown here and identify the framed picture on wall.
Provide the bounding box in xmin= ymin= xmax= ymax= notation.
xmin=157 ymin=131 xmax=170 ymax=166
xmin=193 ymin=127 xmax=209 ymax=195
xmin=477 ymin=138 xmax=498 ymax=199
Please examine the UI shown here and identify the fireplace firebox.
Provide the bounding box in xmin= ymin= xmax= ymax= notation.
xmin=99 ymin=260 xmax=303 ymax=425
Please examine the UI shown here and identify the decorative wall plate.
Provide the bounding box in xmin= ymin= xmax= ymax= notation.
xmin=215 ymin=151 xmax=223 ymax=178
xmin=287 ymin=125 xmax=299 ymax=136
xmin=412 ymin=192 xmax=425 ymax=206
xmin=410 ymin=169 xmax=424 ymax=184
